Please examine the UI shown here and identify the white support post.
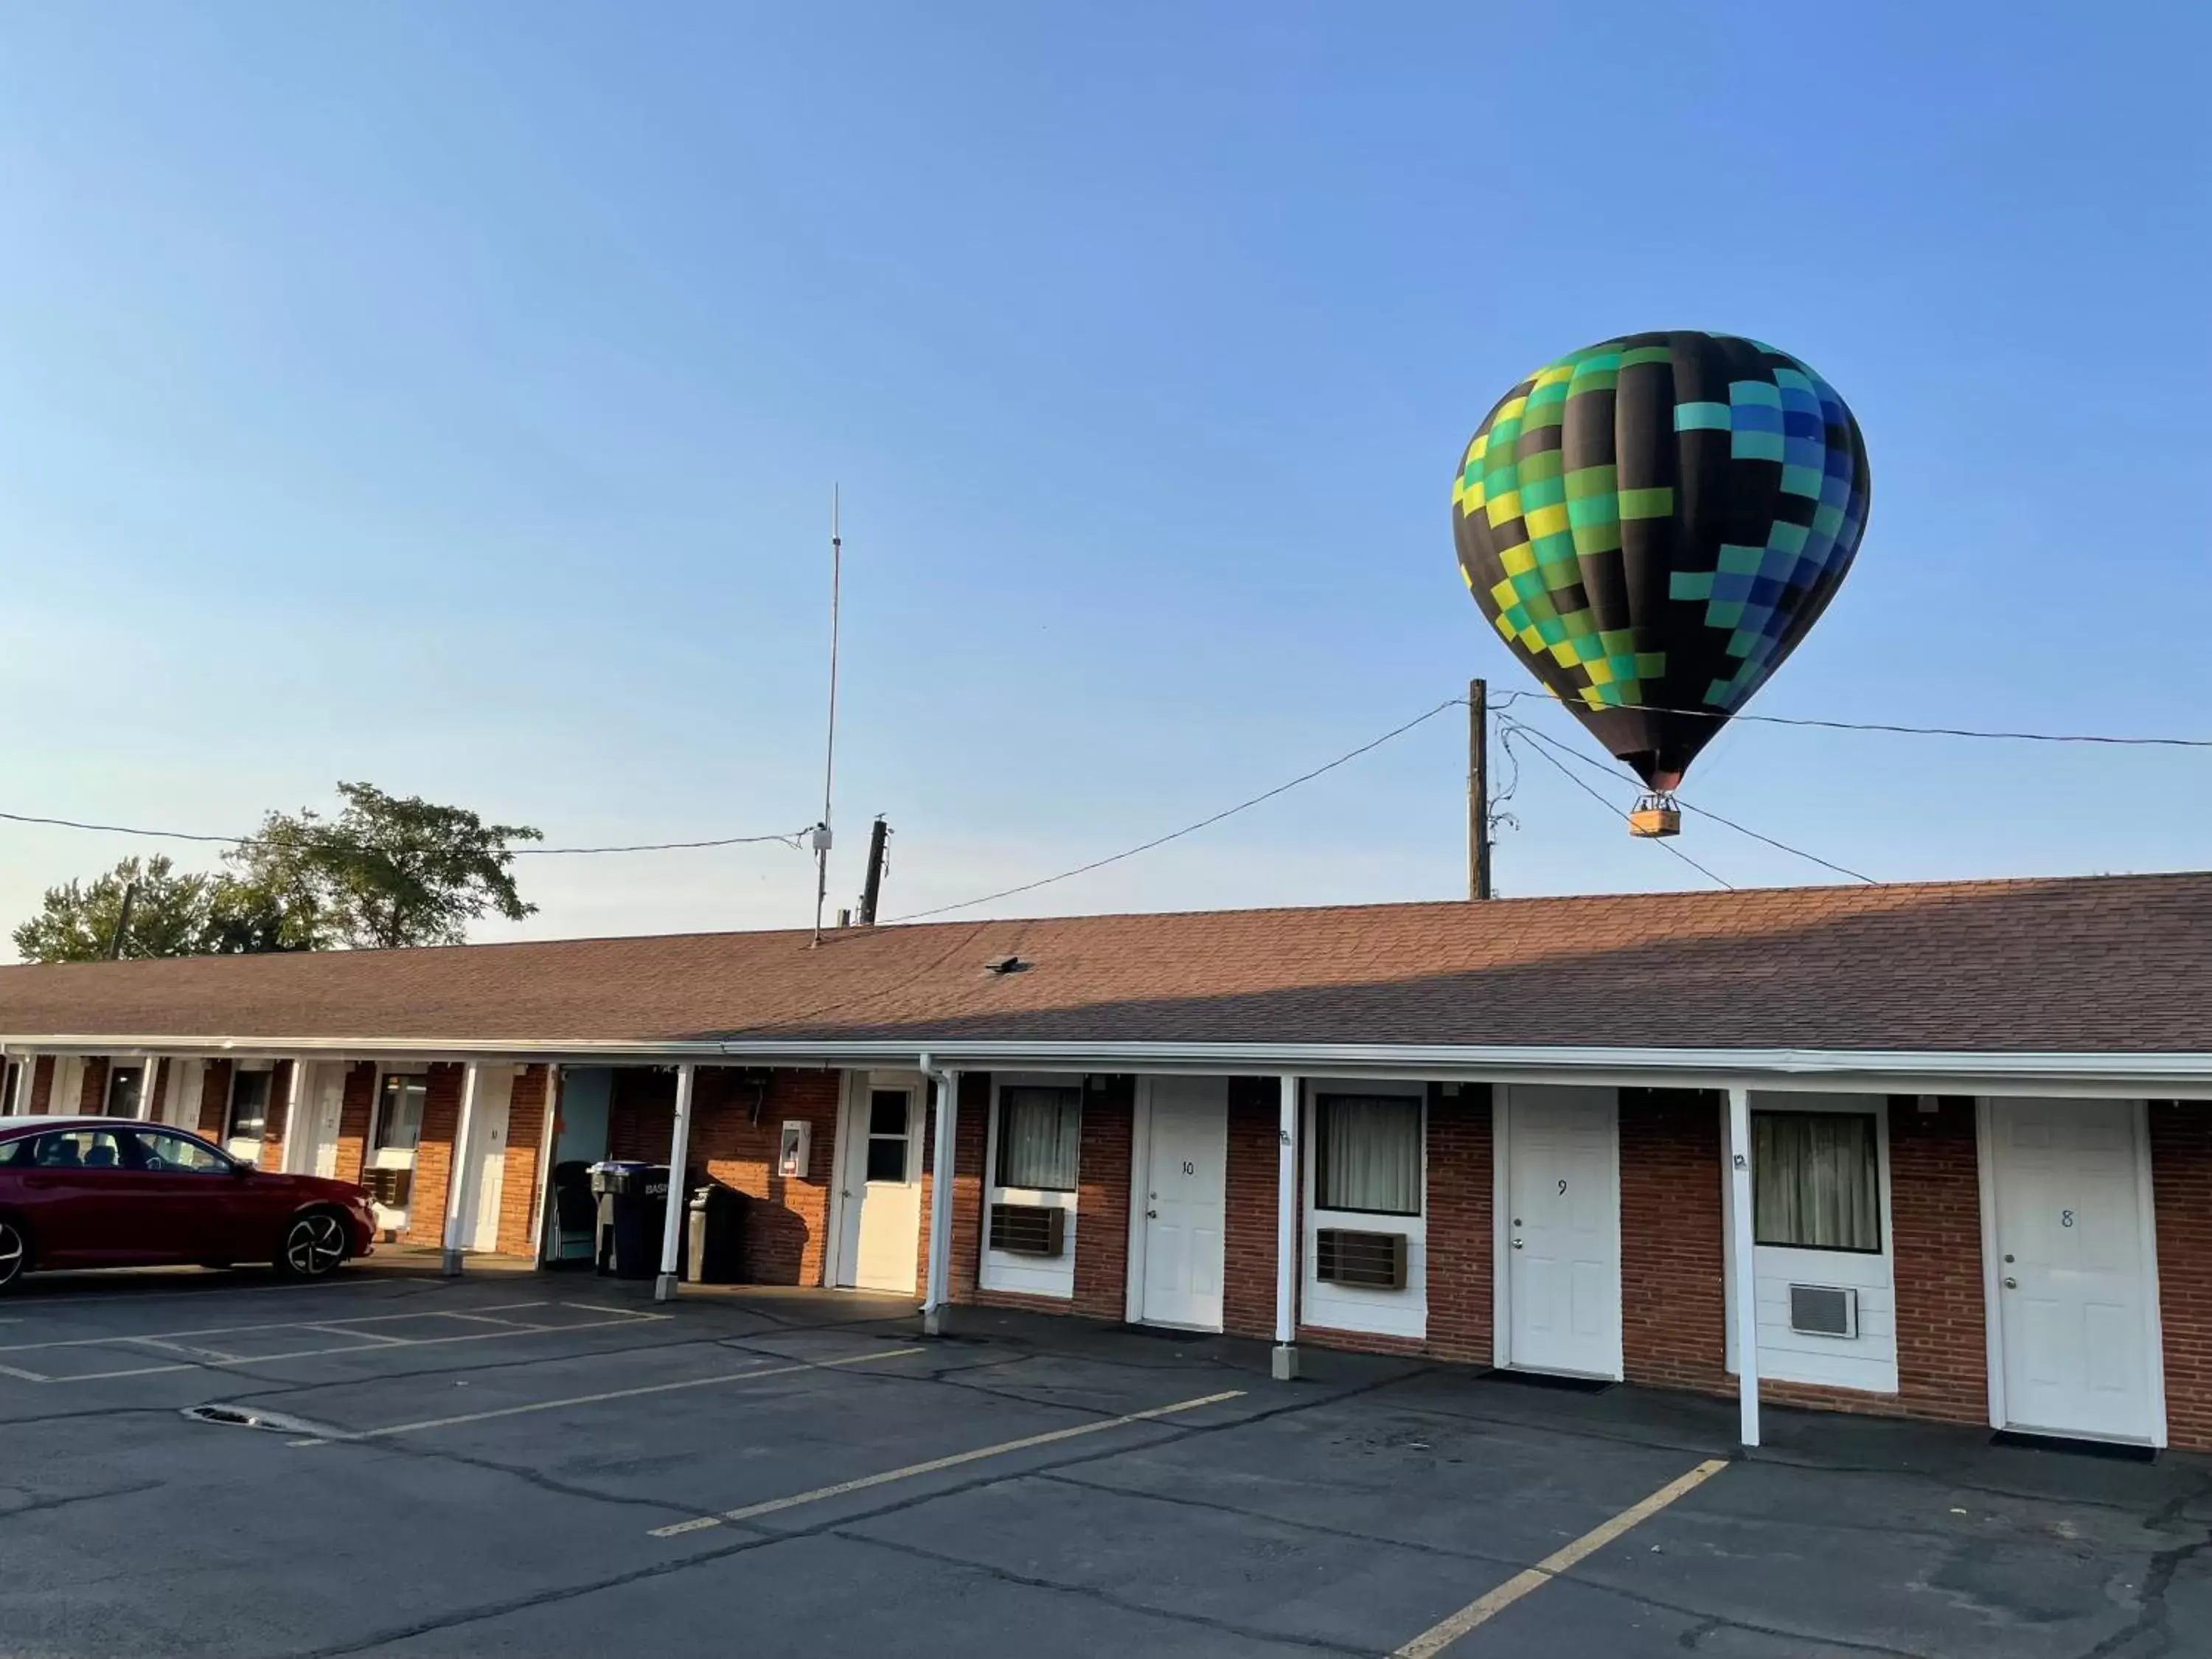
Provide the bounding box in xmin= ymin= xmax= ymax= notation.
xmin=1273 ymin=1073 xmax=1301 ymax=1381
xmin=140 ymin=1057 xmax=165 ymax=1124
xmin=1726 ymin=1082 xmax=1760 ymax=1448
xmin=279 ymin=1057 xmax=307 ymax=1169
xmin=922 ymin=1059 xmax=959 ymax=1336
xmin=5 ymin=1052 xmax=29 ymax=1116
xmin=440 ymin=1062 xmax=484 ymax=1277
xmin=654 ymin=1063 xmax=697 ymax=1301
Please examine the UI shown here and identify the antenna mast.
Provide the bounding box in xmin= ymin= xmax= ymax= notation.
xmin=811 ymin=487 xmax=842 ymax=946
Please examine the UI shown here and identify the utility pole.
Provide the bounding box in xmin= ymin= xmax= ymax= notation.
xmin=857 ymin=815 xmax=890 ymax=925
xmin=1468 ymin=678 xmax=1491 ymax=900
xmin=811 ymin=487 xmax=842 ymax=947
xmin=108 ymin=881 xmax=139 ymax=959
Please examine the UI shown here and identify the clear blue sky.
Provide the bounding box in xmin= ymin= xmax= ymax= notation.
xmin=3 ymin=2 xmax=2207 ymax=950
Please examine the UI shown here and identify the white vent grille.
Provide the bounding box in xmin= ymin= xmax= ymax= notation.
xmin=1788 ymin=1284 xmax=1858 ymax=1338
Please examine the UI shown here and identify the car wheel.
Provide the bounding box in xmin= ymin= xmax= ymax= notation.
xmin=276 ymin=1209 xmax=349 ymax=1280
xmin=0 ymin=1217 xmax=29 ymax=1293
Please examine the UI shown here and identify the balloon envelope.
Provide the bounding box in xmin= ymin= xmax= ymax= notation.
xmin=1452 ymin=331 xmax=1869 ymax=788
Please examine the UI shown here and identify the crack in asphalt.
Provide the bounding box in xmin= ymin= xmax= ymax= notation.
xmin=830 ymin=1526 xmax=1374 ymax=1656
xmin=2072 ymin=1469 xmax=2212 ymax=1659
xmin=0 ymin=1477 xmax=167 ymax=1523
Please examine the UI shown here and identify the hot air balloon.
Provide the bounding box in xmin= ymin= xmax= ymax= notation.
xmin=1451 ymin=331 xmax=1868 ymax=833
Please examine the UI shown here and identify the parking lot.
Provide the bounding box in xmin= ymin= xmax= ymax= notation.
xmin=1 ymin=1266 xmax=2208 ymax=1658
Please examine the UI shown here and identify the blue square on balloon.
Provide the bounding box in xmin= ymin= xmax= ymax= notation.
xmin=1732 ymin=430 xmax=1786 ymax=462
xmin=1711 ymin=571 xmax=1754 ymax=602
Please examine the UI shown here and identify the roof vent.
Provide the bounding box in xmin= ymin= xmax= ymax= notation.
xmin=983 ymin=956 xmax=1031 ymax=976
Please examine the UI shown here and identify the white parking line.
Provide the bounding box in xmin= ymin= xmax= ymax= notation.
xmin=646 ymin=1388 xmax=1248 ymax=1539
xmin=0 ymin=1303 xmax=674 ymax=1383
xmin=290 ymin=1346 xmax=929 ymax=1446
xmin=1388 ymin=1458 xmax=1731 ymax=1658
xmin=0 ymin=1299 xmax=566 ymax=1353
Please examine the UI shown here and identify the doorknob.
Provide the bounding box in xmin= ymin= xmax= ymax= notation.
xmin=2003 ymin=1276 xmax=2018 ymax=1289
xmin=1512 ymin=1238 xmax=1523 ymax=1250
xmin=1146 ymin=1208 xmax=1158 ymax=1220
xmin=841 ymin=1189 xmax=852 ymax=1199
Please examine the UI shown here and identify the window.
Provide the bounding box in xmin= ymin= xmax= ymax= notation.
xmin=1753 ymin=1110 xmax=1881 ymax=1253
xmin=1314 ymin=1093 xmax=1422 ymax=1216
xmin=226 ymin=1070 xmax=271 ymax=1140
xmin=130 ymin=1130 xmax=230 ymax=1175
xmin=0 ymin=1135 xmax=27 ymax=1166
xmin=864 ymin=1089 xmax=912 ymax=1183
xmin=995 ymin=1085 xmax=1081 ymax=1192
xmin=105 ymin=1065 xmax=145 ymax=1119
xmin=32 ymin=1129 xmax=128 ymax=1169
xmin=375 ymin=1074 xmax=427 ymax=1153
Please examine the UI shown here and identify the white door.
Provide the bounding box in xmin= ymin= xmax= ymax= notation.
xmin=1141 ymin=1077 xmax=1228 ymax=1331
xmin=1506 ymin=1085 xmax=1622 ymax=1379
xmin=1988 ymin=1098 xmax=2159 ymax=1443
xmin=835 ymin=1078 xmax=924 ymax=1292
xmin=464 ymin=1071 xmax=514 ymax=1253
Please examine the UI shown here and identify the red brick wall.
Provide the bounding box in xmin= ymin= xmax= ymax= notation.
xmin=1071 ymin=1076 xmax=1135 ymax=1320
xmin=610 ymin=1067 xmax=844 ymax=1284
xmin=333 ymin=1063 xmax=376 ymax=1186
xmin=1425 ymin=1082 xmax=1494 ymax=1365
xmin=1223 ymin=1076 xmax=1282 ymax=1340
xmin=29 ymin=1056 xmax=54 ymax=1113
xmin=77 ymin=1057 xmax=110 ymax=1115
xmin=1619 ymin=1088 xmax=1728 ymax=1393
xmin=945 ymin=1073 xmax=992 ymax=1303
xmin=197 ymin=1060 xmax=233 ymax=1139
xmin=145 ymin=1059 xmax=170 ymax=1121
xmin=1887 ymin=1094 xmax=1989 ymax=1425
xmin=496 ymin=1065 xmax=552 ymax=1258
xmin=2151 ymin=1102 xmax=2212 ymax=1451
xmin=403 ymin=1064 xmax=465 ymax=1245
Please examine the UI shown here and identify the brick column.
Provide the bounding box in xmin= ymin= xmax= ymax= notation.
xmin=403 ymin=1065 xmax=466 ymax=1246
xmin=1071 ymin=1076 xmax=1135 ymax=1319
xmin=1620 ymin=1087 xmax=1728 ymax=1394
xmin=198 ymin=1061 xmax=234 ymax=1140
xmin=1222 ymin=1075 xmax=1283 ymax=1340
xmin=1887 ymin=1095 xmax=1989 ymax=1426
xmin=2150 ymin=1102 xmax=2212 ymax=1450
xmin=1425 ymin=1082 xmax=1494 ymax=1365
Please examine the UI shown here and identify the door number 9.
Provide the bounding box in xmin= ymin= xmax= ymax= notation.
xmin=1557 ymin=1178 xmax=1568 ymax=1195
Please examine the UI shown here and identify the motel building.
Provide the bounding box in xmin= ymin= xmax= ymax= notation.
xmin=3 ymin=870 xmax=2210 ymax=1454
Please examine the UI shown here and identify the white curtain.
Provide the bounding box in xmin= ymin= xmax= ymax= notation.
xmin=1317 ymin=1094 xmax=1422 ymax=1215
xmin=998 ymin=1086 xmax=1082 ymax=1191
xmin=1753 ymin=1112 xmax=1879 ymax=1251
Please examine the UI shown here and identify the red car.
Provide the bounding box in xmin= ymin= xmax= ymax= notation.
xmin=0 ymin=1116 xmax=376 ymax=1292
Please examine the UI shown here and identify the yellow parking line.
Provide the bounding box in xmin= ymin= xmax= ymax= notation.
xmin=1391 ymin=1458 xmax=1730 ymax=1658
xmin=296 ymin=1346 xmax=929 ymax=1444
xmin=647 ymin=1388 xmax=1247 ymax=1539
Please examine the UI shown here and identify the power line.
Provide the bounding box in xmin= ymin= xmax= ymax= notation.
xmin=1500 ymin=689 xmax=2212 ymax=750
xmin=1499 ymin=717 xmax=1875 ymax=885
xmin=1498 ymin=724 xmax=1736 ymax=890
xmin=884 ymin=697 xmax=1469 ymax=923
xmin=0 ymin=808 xmax=810 ymax=858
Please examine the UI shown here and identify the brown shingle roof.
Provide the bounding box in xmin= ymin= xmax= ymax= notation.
xmin=1 ymin=872 xmax=2209 ymax=1055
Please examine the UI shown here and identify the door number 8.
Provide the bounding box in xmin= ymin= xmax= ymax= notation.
xmin=2061 ymin=1208 xmax=2074 ymax=1228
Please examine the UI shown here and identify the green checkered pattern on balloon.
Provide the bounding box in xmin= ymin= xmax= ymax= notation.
xmin=1452 ymin=333 xmax=1868 ymax=714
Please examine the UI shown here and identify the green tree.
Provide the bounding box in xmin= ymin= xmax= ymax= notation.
xmin=229 ymin=782 xmax=542 ymax=950
xmin=8 ymin=855 xmax=277 ymax=964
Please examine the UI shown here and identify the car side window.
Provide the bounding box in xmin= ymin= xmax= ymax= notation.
xmin=32 ymin=1130 xmax=128 ymax=1169
xmin=131 ymin=1130 xmax=231 ymax=1176
xmin=0 ymin=1137 xmax=26 ymax=1166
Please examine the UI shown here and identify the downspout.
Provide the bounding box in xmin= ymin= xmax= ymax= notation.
xmin=919 ymin=1051 xmax=959 ymax=1337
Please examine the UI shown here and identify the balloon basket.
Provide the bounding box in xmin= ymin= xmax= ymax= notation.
xmin=1628 ymin=794 xmax=1682 ymax=838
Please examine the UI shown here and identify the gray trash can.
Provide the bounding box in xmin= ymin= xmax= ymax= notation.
xmin=684 ymin=1181 xmax=747 ymax=1284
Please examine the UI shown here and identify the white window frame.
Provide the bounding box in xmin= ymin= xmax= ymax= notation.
xmin=979 ymin=1073 xmax=1082 ymax=1300
xmin=369 ymin=1067 xmax=431 ymax=1170
xmin=1722 ymin=1091 xmax=1898 ymax=1395
xmin=1302 ymin=1075 xmax=1427 ymax=1343
xmin=224 ymin=1060 xmax=276 ymax=1149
